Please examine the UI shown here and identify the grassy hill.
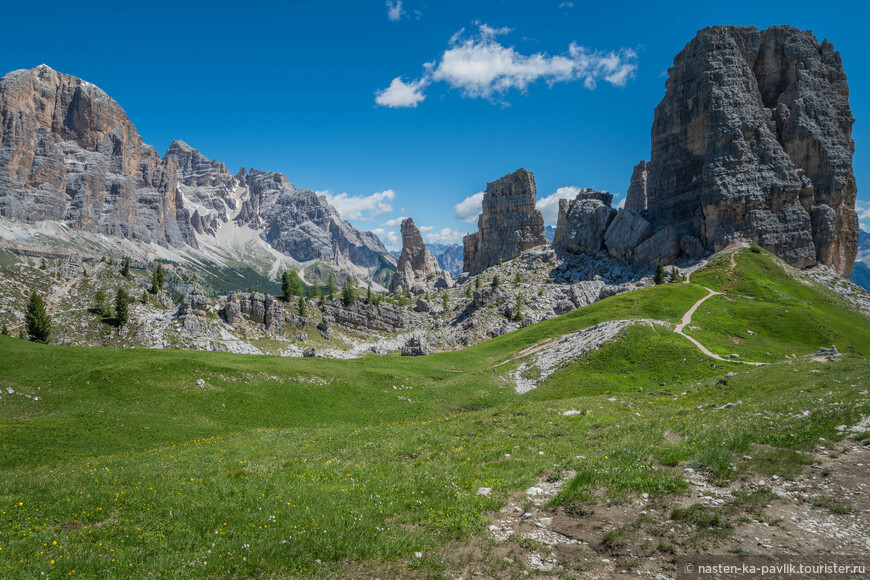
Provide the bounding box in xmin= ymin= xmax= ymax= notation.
xmin=1 ymin=247 xmax=869 ymax=577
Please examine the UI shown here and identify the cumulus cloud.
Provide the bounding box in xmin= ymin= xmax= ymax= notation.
xmin=376 ymin=23 xmax=638 ymax=107
xmin=379 ymin=216 xmax=408 ymax=227
xmin=858 ymin=199 xmax=870 ymax=231
xmin=418 ymin=225 xmax=434 ymax=232
xmin=615 ymin=196 xmax=626 ymax=209
xmin=321 ymin=189 xmax=395 ymax=220
xmin=454 ymin=191 xmax=485 ymax=224
xmin=426 ymin=228 xmax=467 ymax=245
xmin=375 ymin=77 xmax=427 ymax=108
xmin=372 ymin=227 xmax=400 ymax=248
xmin=386 ymin=0 xmax=404 ymax=22
xmin=559 ymin=2 xmax=574 ymax=8
xmin=535 ymin=186 xmax=582 ymax=224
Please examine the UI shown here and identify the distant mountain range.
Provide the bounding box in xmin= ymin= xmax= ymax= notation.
xmin=0 ymin=65 xmax=395 ymax=290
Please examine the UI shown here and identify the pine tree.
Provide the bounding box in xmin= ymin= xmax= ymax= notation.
xmin=654 ymin=263 xmax=666 ymax=285
xmin=491 ymin=275 xmax=500 ymax=287
xmin=25 ymin=291 xmax=51 ymax=343
xmin=442 ymin=292 xmax=449 ymax=311
xmin=514 ymin=271 xmax=522 ymax=284
xmin=1 ymin=323 xmax=8 ymax=336
xmin=94 ymin=289 xmax=109 ymax=317
xmin=151 ymin=263 xmax=165 ymax=294
xmin=465 ymin=284 xmax=472 ymax=299
xmin=514 ymin=293 xmax=524 ymax=322
xmin=342 ymin=276 xmax=357 ymax=305
xmin=115 ymin=288 xmax=130 ymax=326
xmin=327 ymin=274 xmax=337 ymax=300
xmin=475 ymin=276 xmax=481 ymax=289
xmin=669 ymin=267 xmax=681 ymax=283
xmin=40 ymin=258 xmax=47 ymax=270
xmin=367 ymin=283 xmax=372 ymax=303
xmin=298 ymin=295 xmax=306 ymax=317
xmin=281 ymin=272 xmax=291 ymax=302
xmin=121 ymin=257 xmax=131 ymax=279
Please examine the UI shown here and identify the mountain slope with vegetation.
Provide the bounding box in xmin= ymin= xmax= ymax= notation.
xmin=1 ymin=247 xmax=868 ymax=577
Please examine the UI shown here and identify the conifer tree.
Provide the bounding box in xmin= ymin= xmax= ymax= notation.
xmin=115 ymin=288 xmax=130 ymax=326
xmin=514 ymin=293 xmax=524 ymax=322
xmin=25 ymin=291 xmax=51 ymax=343
xmin=654 ymin=263 xmax=666 ymax=285
xmin=298 ymin=295 xmax=306 ymax=317
xmin=121 ymin=257 xmax=131 ymax=279
xmin=326 ymin=274 xmax=337 ymax=300
xmin=367 ymin=283 xmax=372 ymax=303
xmin=491 ymin=275 xmax=500 ymax=288
xmin=514 ymin=271 xmax=522 ymax=283
xmin=94 ymin=289 xmax=109 ymax=317
xmin=475 ymin=276 xmax=481 ymax=289
xmin=465 ymin=284 xmax=472 ymax=298
xmin=1 ymin=323 xmax=9 ymax=336
xmin=342 ymin=276 xmax=357 ymax=305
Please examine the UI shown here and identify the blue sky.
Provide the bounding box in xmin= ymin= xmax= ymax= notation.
xmin=2 ymin=0 xmax=868 ymax=249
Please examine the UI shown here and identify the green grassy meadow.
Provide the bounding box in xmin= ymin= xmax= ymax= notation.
xmin=1 ymin=248 xmax=869 ymax=577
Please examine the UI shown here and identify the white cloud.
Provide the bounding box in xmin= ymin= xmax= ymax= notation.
xmin=376 ymin=23 xmax=638 ymax=107
xmin=615 ymin=196 xmax=626 ymax=209
xmin=858 ymin=199 xmax=870 ymax=231
xmin=372 ymin=227 xmax=400 ymax=248
xmin=379 ymin=216 xmax=408 ymax=226
xmin=454 ymin=191 xmax=485 ymax=224
xmin=536 ymin=186 xmax=582 ymax=224
xmin=321 ymin=189 xmax=395 ymax=220
xmin=375 ymin=77 xmax=427 ymax=108
xmin=418 ymin=225 xmax=434 ymax=232
xmin=559 ymin=2 xmax=574 ymax=8
xmin=386 ymin=0 xmax=404 ymax=22
xmin=426 ymin=228 xmax=467 ymax=245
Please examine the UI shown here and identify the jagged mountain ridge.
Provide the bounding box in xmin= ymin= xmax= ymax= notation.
xmin=0 ymin=65 xmax=394 ymax=284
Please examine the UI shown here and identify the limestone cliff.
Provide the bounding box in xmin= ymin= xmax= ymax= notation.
xmin=643 ymin=25 xmax=858 ymax=277
xmin=0 ymin=65 xmax=195 ymax=247
xmin=463 ymin=169 xmax=548 ymax=274
xmin=391 ymin=218 xmax=451 ymax=292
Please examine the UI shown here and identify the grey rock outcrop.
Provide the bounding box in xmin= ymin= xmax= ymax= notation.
xmin=320 ymin=298 xmax=421 ymax=333
xmin=391 ymin=218 xmax=452 ymax=292
xmin=401 ymin=336 xmax=433 ymax=356
xmin=632 ymin=226 xmax=680 ymax=271
xmin=177 ymin=284 xmax=210 ymax=333
xmin=56 ymin=255 xmax=83 ymax=279
xmin=644 ymin=25 xmax=858 ymax=277
xmin=625 ymin=161 xmax=648 ymax=212
xmin=223 ymin=291 xmax=284 ymax=332
xmin=463 ymin=169 xmax=548 ymax=274
xmin=553 ymin=190 xmax=616 ymax=254
xmin=604 ymin=209 xmax=653 ymax=263
xmin=0 ymin=65 xmax=195 ymax=248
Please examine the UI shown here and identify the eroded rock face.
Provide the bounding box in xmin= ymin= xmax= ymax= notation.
xmin=0 ymin=65 xmax=195 ymax=248
xmin=320 ymin=299 xmax=422 ymax=334
xmin=604 ymin=209 xmax=653 ymax=263
xmin=553 ymin=190 xmax=616 ymax=254
xmin=223 ymin=291 xmax=284 ymax=332
xmin=463 ymin=169 xmax=548 ymax=274
xmin=177 ymin=284 xmax=210 ymax=333
xmin=235 ymin=170 xmax=393 ymax=278
xmin=644 ymin=25 xmax=858 ymax=277
xmin=625 ymin=161 xmax=648 ymax=212
xmin=391 ymin=218 xmax=452 ymax=292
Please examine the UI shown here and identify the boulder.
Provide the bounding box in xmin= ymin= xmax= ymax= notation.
xmin=553 ymin=190 xmax=617 ymax=254
xmin=632 ymin=227 xmax=680 ymax=271
xmin=604 ymin=209 xmax=653 ymax=263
